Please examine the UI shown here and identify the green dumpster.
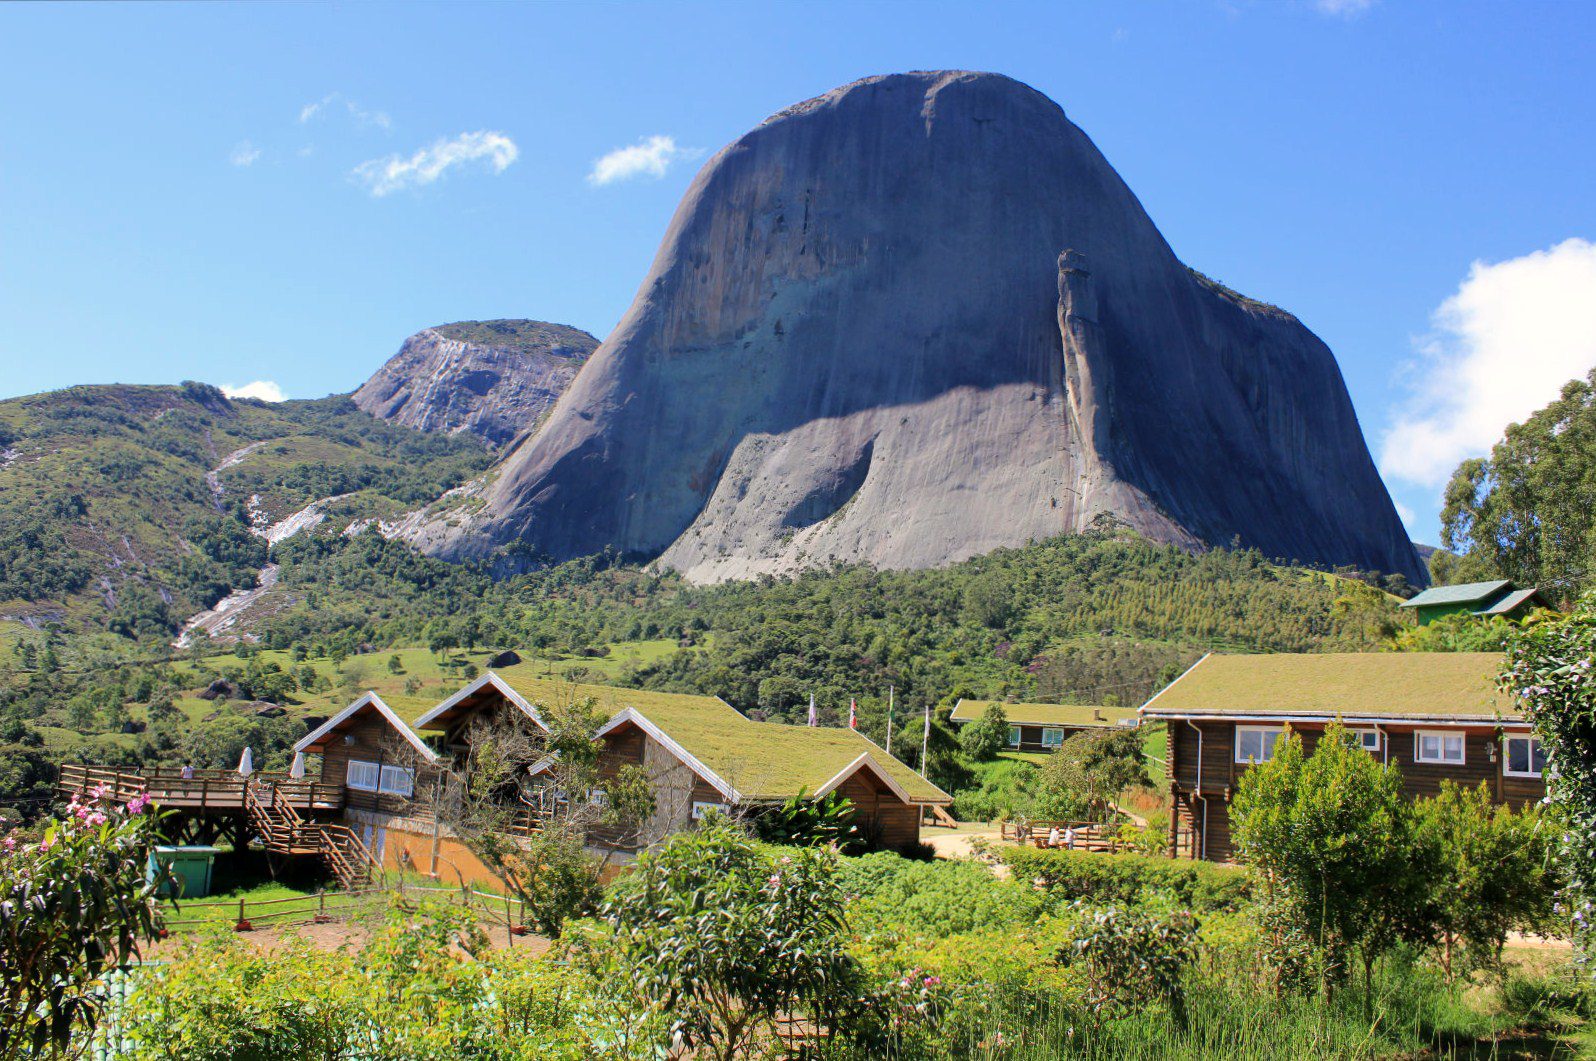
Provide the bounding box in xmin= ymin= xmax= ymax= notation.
xmin=148 ymin=845 xmax=221 ymax=898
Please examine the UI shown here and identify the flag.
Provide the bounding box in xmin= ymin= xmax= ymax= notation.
xmin=807 ymin=692 xmax=817 ymax=727
xmin=849 ymin=698 xmax=858 ymax=730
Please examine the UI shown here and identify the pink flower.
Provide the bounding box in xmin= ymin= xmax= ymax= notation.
xmin=91 ymin=783 xmax=109 ymax=800
xmin=2 ymin=836 xmax=15 ymax=851
xmin=86 ymin=812 xmax=108 ymax=827
xmin=127 ymin=793 xmax=151 ymax=815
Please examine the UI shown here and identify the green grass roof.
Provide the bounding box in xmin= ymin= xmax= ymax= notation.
xmin=950 ymin=699 xmax=1139 ymax=728
xmin=1141 ymin=652 xmax=1512 ymax=721
xmin=1400 ymin=580 xmax=1512 ymax=609
xmin=491 ymin=671 xmax=949 ymax=804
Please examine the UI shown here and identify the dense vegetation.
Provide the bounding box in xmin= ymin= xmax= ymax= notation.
xmin=1439 ymin=367 xmax=1596 ymax=599
xmin=12 ymin=800 xmax=1583 ymax=1059
xmin=0 ymin=382 xmax=491 ymax=632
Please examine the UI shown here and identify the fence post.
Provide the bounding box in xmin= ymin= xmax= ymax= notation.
xmin=237 ymin=898 xmax=246 ymax=929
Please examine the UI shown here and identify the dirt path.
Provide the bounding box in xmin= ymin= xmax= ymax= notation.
xmin=923 ymin=824 xmax=1002 ymax=860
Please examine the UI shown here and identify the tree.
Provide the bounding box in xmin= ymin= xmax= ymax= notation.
xmin=1036 ymin=727 xmax=1148 ymax=822
xmin=1411 ymin=780 xmax=1559 ymax=979
xmin=592 ymin=816 xmax=858 ymax=1061
xmin=1502 ymin=597 xmax=1596 ymax=977
xmin=752 ymin=790 xmax=858 ymax=849
xmin=1 ymin=787 xmax=166 ymax=1057
xmin=957 ymin=704 xmax=1008 ymax=761
xmin=421 ymin=689 xmax=655 ymax=937
xmin=1230 ymin=722 xmax=1419 ymax=1006
xmin=1441 ymin=368 xmax=1596 ymax=599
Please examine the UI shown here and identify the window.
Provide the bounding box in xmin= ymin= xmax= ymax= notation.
xmin=1234 ymin=726 xmax=1283 ymax=764
xmin=1414 ymin=731 xmax=1465 ymax=765
xmin=1349 ymin=729 xmax=1381 ymax=753
xmin=1007 ymin=726 xmax=1022 ymax=748
xmin=346 ymin=759 xmax=380 ymax=792
xmin=1503 ymin=735 xmax=1548 ymax=778
xmin=692 ymin=801 xmax=729 ymax=820
xmin=1041 ymin=727 xmax=1065 ymax=748
xmin=378 ymin=765 xmax=415 ymax=797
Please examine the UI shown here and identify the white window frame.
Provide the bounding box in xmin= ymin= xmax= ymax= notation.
xmin=1007 ymin=726 xmax=1022 ymax=748
xmin=691 ymin=800 xmax=729 ymax=820
xmin=1414 ymin=730 xmax=1465 ymax=765
xmin=1349 ymin=728 xmax=1381 ymax=753
xmin=1041 ymin=727 xmax=1065 ymax=748
xmin=346 ymin=759 xmax=381 ymax=792
xmin=1234 ymin=725 xmax=1283 ymax=764
xmin=1502 ymin=735 xmax=1547 ymax=778
xmin=378 ymin=764 xmax=415 ymax=797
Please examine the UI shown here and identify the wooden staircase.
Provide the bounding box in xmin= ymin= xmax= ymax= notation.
xmin=245 ymin=782 xmax=376 ymax=889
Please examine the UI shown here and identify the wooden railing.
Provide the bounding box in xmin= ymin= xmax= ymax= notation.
xmin=59 ymin=764 xmax=342 ymax=812
xmin=312 ymin=823 xmax=377 ymax=888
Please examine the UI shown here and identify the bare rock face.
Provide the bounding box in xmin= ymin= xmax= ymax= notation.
xmin=413 ymin=72 xmax=1424 ymax=585
xmin=354 ymin=320 xmax=598 ymax=447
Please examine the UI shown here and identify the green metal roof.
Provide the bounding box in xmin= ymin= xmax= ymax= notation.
xmin=1476 ymin=587 xmax=1548 ymax=616
xmin=950 ymin=699 xmax=1139 ymax=728
xmin=1140 ymin=652 xmax=1513 ymax=721
xmin=1400 ymin=580 xmax=1512 ymax=609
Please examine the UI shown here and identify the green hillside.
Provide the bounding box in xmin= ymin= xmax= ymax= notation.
xmin=0 ymin=382 xmax=491 ymax=636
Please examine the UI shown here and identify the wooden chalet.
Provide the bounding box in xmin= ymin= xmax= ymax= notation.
xmin=1142 ymin=652 xmax=1548 ymax=862
xmin=64 ymin=671 xmax=950 ymax=890
xmin=949 ymin=699 xmax=1138 ymax=753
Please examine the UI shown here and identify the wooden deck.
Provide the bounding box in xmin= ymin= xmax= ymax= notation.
xmin=58 ymin=764 xmax=343 ymax=813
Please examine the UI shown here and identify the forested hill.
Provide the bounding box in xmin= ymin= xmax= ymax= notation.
xmin=0 ymin=382 xmax=492 ymax=637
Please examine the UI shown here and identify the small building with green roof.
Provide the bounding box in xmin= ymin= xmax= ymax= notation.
xmin=950 ymin=699 xmax=1138 ymax=753
xmin=1399 ymin=579 xmax=1551 ymax=626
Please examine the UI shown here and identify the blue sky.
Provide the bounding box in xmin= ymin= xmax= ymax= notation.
xmin=3 ymin=1 xmax=1593 ymax=545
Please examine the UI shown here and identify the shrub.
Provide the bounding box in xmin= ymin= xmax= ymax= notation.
xmin=1058 ymin=904 xmax=1202 ymax=1026
xmin=999 ymin=847 xmax=1252 ymax=913
xmin=841 ymin=851 xmax=1053 ymax=936
xmin=1 ymin=787 xmax=165 ymax=1057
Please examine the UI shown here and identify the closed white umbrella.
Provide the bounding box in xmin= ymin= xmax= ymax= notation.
xmin=236 ymin=746 xmax=254 ymax=777
xmin=289 ymin=751 xmax=306 ymax=779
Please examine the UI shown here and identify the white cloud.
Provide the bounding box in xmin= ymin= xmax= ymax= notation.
xmin=222 ymin=380 xmax=287 ymax=402
xmin=1380 ymin=237 xmax=1596 ymax=488
xmin=299 ymin=93 xmax=391 ymax=131
xmin=229 ymin=140 xmax=261 ymax=167
xmin=588 ymin=135 xmax=697 ymax=186
xmin=351 ymin=131 xmax=518 ymax=197
xmin=1392 ymin=498 xmax=1415 ymax=532
xmin=1315 ymin=0 xmax=1375 ymax=15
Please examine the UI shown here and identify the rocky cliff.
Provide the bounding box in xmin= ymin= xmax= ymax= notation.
xmin=354 ymin=320 xmax=598 ymax=447
xmin=410 ymin=72 xmax=1425 ymax=585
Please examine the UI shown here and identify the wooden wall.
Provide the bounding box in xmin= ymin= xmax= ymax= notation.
xmin=1167 ymin=717 xmax=1548 ymax=862
xmin=316 ymin=715 xmax=432 ymax=817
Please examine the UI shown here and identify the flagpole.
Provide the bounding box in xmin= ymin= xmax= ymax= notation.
xmin=921 ymin=702 xmax=931 ymax=778
xmin=886 ymin=685 xmax=894 ymax=755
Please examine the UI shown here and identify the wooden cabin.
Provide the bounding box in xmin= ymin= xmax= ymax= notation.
xmin=1142 ymin=652 xmax=1548 ymax=862
xmin=949 ymin=699 xmax=1138 ymax=753
xmin=285 ymin=672 xmax=950 ymax=881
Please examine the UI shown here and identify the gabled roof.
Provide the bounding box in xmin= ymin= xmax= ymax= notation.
xmin=950 ymin=699 xmax=1139 ymax=729
xmin=1400 ymin=580 xmax=1513 ymax=609
xmin=411 ymin=672 xmax=549 ymax=734
xmin=1138 ymin=652 xmax=1513 ymax=723
xmin=593 ymin=696 xmax=951 ymax=805
xmin=1476 ymin=587 xmax=1551 ymax=616
xmin=294 ymin=692 xmax=439 ymax=761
